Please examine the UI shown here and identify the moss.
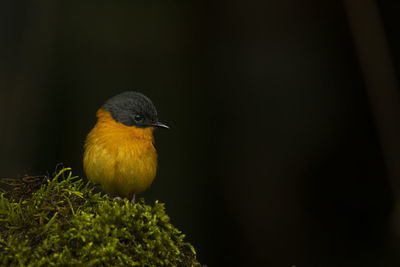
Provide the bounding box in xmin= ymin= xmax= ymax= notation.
xmin=0 ymin=167 xmax=201 ymax=266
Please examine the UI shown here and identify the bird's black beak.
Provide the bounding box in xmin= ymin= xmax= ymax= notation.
xmin=152 ymin=122 xmax=169 ymax=129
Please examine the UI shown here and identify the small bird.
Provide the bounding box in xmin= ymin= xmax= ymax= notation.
xmin=83 ymin=91 xmax=168 ymax=203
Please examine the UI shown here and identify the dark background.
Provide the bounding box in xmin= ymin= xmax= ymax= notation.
xmin=1 ymin=0 xmax=400 ymax=266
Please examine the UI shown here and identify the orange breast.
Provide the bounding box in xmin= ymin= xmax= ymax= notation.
xmin=83 ymin=109 xmax=157 ymax=197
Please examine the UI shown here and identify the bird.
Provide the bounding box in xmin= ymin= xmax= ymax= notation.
xmin=83 ymin=91 xmax=169 ymax=204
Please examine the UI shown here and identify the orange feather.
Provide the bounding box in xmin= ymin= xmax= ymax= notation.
xmin=83 ymin=109 xmax=157 ymax=197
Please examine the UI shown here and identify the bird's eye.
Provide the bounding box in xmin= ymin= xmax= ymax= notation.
xmin=134 ymin=114 xmax=143 ymax=122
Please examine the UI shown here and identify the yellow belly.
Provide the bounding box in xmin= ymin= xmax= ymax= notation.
xmin=83 ymin=109 xmax=157 ymax=197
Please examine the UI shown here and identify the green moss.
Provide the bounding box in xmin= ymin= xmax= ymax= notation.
xmin=0 ymin=168 xmax=200 ymax=266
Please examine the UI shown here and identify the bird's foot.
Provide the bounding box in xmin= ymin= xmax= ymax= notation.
xmin=129 ymin=192 xmax=136 ymax=204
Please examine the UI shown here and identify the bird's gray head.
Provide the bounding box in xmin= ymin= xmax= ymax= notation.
xmin=102 ymin=91 xmax=169 ymax=129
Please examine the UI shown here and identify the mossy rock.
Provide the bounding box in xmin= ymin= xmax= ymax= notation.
xmin=0 ymin=168 xmax=201 ymax=266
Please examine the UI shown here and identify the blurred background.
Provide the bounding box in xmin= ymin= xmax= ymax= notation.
xmin=1 ymin=0 xmax=400 ymax=266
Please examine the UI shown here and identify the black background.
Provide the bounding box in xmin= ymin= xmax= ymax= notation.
xmin=1 ymin=1 xmax=400 ymax=266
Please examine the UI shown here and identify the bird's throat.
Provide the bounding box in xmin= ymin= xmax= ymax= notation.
xmin=96 ymin=109 xmax=155 ymax=142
